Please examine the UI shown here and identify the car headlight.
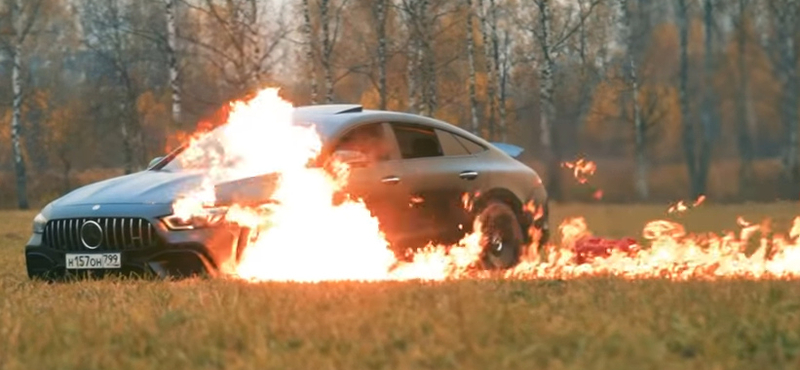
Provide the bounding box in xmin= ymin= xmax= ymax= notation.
xmin=161 ymin=207 xmax=228 ymax=230
xmin=32 ymin=213 xmax=47 ymax=234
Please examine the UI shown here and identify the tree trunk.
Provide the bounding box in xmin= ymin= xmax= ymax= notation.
xmin=696 ymin=0 xmax=717 ymax=198
xmin=489 ymin=0 xmax=504 ymax=141
xmin=120 ymin=99 xmax=134 ymax=175
xmin=11 ymin=42 xmax=29 ymax=209
xmin=419 ymin=0 xmax=437 ymax=117
xmin=478 ymin=0 xmax=497 ymax=139
xmin=676 ymin=0 xmax=696 ymax=199
xmin=535 ymin=0 xmax=562 ymax=202
xmin=375 ymin=0 xmax=388 ymax=110
xmin=247 ymin=0 xmax=262 ymax=87
xmin=465 ymin=0 xmax=480 ymax=135
xmin=775 ymin=2 xmax=800 ymax=199
xmin=302 ymin=0 xmax=319 ymax=104
xmin=407 ymin=38 xmax=420 ymax=113
xmin=735 ymin=0 xmax=755 ymax=199
xmin=61 ymin=153 xmax=72 ymax=194
xmin=498 ymin=29 xmax=509 ymax=142
xmin=320 ymin=0 xmax=334 ymax=103
xmin=165 ymin=0 xmax=182 ymax=126
xmin=619 ymin=0 xmax=649 ymax=200
xmin=405 ymin=2 xmax=420 ymax=113
xmin=118 ymin=68 xmax=142 ymax=174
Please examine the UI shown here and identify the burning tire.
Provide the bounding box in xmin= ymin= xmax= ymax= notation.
xmin=476 ymin=201 xmax=524 ymax=269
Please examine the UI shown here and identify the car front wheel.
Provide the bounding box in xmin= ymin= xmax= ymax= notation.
xmin=475 ymin=201 xmax=524 ymax=269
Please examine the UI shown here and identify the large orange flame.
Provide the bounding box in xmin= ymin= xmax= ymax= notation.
xmin=171 ymin=88 xmax=800 ymax=282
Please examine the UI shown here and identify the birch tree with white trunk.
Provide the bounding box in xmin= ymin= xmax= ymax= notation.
xmin=374 ymin=0 xmax=388 ymax=109
xmin=164 ymin=0 xmax=181 ymax=126
xmin=182 ymin=0 xmax=289 ymax=95
xmin=318 ymin=0 xmax=334 ymax=102
xmin=477 ymin=0 xmax=497 ymax=138
xmin=527 ymin=0 xmax=600 ymax=202
xmin=302 ymin=0 xmax=319 ymax=104
xmin=497 ymin=28 xmax=510 ymax=142
xmin=419 ymin=0 xmax=437 ymax=116
xmin=400 ymin=0 xmax=424 ymax=113
xmin=1 ymin=0 xmax=47 ymax=209
xmin=465 ymin=0 xmax=480 ymax=135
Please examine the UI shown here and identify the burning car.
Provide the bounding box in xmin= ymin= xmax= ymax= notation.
xmin=24 ymin=101 xmax=549 ymax=280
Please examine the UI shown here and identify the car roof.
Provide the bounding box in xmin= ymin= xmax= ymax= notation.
xmin=292 ymin=104 xmax=493 ymax=148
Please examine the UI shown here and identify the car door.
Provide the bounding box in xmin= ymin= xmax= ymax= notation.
xmin=329 ymin=122 xmax=413 ymax=251
xmin=385 ymin=122 xmax=489 ymax=246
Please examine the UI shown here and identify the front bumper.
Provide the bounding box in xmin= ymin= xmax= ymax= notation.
xmin=24 ymin=224 xmax=246 ymax=280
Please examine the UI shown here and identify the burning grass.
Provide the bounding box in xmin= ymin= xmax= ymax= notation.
xmin=2 ymin=204 xmax=800 ymax=369
xmin=161 ymin=89 xmax=800 ymax=282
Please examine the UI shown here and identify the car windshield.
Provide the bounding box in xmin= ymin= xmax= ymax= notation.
xmin=157 ymin=120 xmax=325 ymax=172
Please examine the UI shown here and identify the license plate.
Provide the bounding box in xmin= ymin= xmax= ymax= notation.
xmin=65 ymin=253 xmax=122 ymax=269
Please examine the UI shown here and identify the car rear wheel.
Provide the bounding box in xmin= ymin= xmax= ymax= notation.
xmin=476 ymin=201 xmax=524 ymax=269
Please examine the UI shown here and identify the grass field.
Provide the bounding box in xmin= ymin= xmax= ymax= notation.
xmin=1 ymin=204 xmax=800 ymax=369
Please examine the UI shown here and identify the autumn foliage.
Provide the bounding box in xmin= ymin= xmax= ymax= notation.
xmin=0 ymin=0 xmax=798 ymax=208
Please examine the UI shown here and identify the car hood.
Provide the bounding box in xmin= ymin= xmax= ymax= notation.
xmin=54 ymin=170 xmax=206 ymax=207
xmin=54 ymin=169 xmax=283 ymax=208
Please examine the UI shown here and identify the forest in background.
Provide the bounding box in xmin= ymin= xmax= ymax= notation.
xmin=0 ymin=0 xmax=798 ymax=208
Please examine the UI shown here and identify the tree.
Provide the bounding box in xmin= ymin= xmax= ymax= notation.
xmin=302 ymin=0 xmax=319 ymax=104
xmin=733 ymin=0 xmax=755 ymax=198
xmin=766 ymin=0 xmax=799 ymax=199
xmin=695 ymin=0 xmax=718 ymax=198
xmin=164 ymin=0 xmax=181 ymax=126
xmin=77 ymin=0 xmax=149 ymax=174
xmin=181 ymin=0 xmax=289 ymax=96
xmin=465 ymin=0 xmax=480 ymax=135
xmin=497 ymin=27 xmax=511 ymax=142
xmin=319 ymin=0 xmax=335 ymax=102
xmin=0 ymin=0 xmax=49 ymax=209
xmin=374 ymin=0 xmax=388 ymax=109
xmin=525 ymin=0 xmax=600 ymax=202
xmin=477 ymin=0 xmax=497 ymax=138
xmin=676 ymin=0 xmax=695 ymax=199
xmin=400 ymin=0 xmax=422 ymax=113
xmin=618 ymin=0 xmax=648 ymax=200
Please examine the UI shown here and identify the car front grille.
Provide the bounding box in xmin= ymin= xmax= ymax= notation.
xmin=44 ymin=218 xmax=162 ymax=252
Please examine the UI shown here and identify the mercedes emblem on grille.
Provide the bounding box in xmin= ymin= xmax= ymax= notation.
xmin=80 ymin=220 xmax=104 ymax=250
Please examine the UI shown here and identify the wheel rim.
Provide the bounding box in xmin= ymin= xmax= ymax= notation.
xmin=489 ymin=234 xmax=505 ymax=254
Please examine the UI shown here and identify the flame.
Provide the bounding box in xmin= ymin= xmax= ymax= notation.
xmin=562 ymin=157 xmax=596 ymax=184
xmin=170 ymin=88 xmax=800 ymax=282
xmin=667 ymin=195 xmax=706 ymax=214
xmin=507 ymin=216 xmax=800 ymax=280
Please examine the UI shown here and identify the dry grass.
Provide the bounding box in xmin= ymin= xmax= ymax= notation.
xmin=1 ymin=204 xmax=800 ymax=370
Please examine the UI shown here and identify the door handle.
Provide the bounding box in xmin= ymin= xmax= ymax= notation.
xmin=459 ymin=171 xmax=479 ymax=180
xmin=381 ymin=176 xmax=400 ymax=184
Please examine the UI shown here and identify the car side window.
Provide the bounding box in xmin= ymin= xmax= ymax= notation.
xmin=452 ymin=134 xmax=487 ymax=154
xmin=435 ymin=129 xmax=471 ymax=156
xmin=391 ymin=124 xmax=443 ymax=159
xmin=334 ymin=123 xmax=392 ymax=162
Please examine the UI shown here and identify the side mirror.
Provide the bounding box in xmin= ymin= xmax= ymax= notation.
xmin=147 ymin=156 xmax=164 ymax=169
xmin=330 ymin=150 xmax=370 ymax=168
